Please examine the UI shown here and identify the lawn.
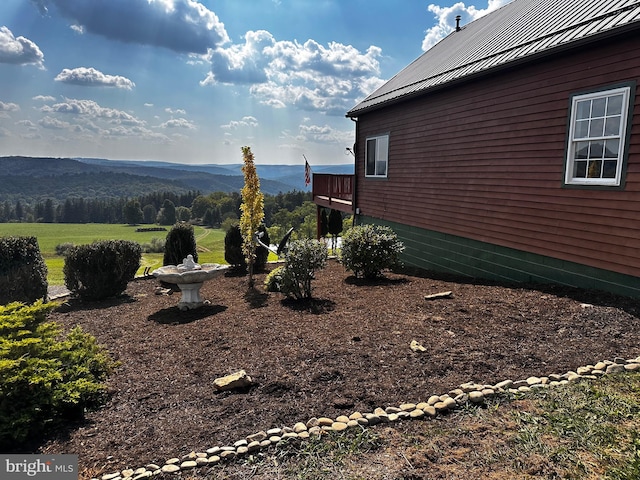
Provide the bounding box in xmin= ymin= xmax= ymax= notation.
xmin=0 ymin=223 xmax=229 ymax=285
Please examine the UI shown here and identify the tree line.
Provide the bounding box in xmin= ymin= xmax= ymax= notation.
xmin=0 ymin=189 xmax=314 ymax=229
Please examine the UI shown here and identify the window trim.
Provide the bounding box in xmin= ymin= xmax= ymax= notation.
xmin=563 ymin=82 xmax=635 ymax=189
xmin=365 ymin=133 xmax=389 ymax=178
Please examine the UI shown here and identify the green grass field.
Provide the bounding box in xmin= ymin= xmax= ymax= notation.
xmin=0 ymin=224 xmax=229 ymax=285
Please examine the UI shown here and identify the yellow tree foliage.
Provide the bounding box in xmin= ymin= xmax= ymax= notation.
xmin=240 ymin=146 xmax=264 ymax=286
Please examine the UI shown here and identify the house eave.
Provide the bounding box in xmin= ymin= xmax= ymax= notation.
xmin=346 ymin=22 xmax=640 ymax=119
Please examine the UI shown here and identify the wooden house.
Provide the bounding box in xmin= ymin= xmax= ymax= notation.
xmin=342 ymin=0 xmax=640 ymax=297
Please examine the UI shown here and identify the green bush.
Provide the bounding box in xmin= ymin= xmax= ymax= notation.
xmin=163 ymin=223 xmax=198 ymax=266
xmin=0 ymin=236 xmax=48 ymax=305
xmin=141 ymin=237 xmax=165 ymax=254
xmin=264 ymin=265 xmax=285 ymax=292
xmin=224 ymin=224 xmax=246 ymax=270
xmin=55 ymin=242 xmax=75 ymax=256
xmin=277 ymin=239 xmax=327 ymax=300
xmin=340 ymin=224 xmax=405 ymax=279
xmin=0 ymin=301 xmax=113 ymax=448
xmin=64 ymin=240 xmax=142 ymax=301
xmin=255 ymin=224 xmax=270 ymax=272
xmin=224 ymin=224 xmax=270 ymax=272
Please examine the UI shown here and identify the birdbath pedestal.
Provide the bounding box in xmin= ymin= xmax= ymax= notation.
xmin=152 ymin=255 xmax=228 ymax=310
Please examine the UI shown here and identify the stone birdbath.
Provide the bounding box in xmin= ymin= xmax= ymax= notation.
xmin=152 ymin=255 xmax=228 ymax=310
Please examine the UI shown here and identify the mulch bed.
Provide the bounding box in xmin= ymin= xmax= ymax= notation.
xmin=37 ymin=259 xmax=640 ymax=476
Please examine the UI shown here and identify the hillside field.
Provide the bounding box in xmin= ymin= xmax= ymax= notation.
xmin=0 ymin=223 xmax=228 ymax=286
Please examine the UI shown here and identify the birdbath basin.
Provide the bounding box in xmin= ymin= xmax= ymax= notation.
xmin=152 ymin=255 xmax=228 ymax=310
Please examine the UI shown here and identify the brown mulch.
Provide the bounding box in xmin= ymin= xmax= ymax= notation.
xmin=38 ymin=259 xmax=640 ymax=476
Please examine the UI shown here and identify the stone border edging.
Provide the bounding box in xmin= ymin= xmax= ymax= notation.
xmin=92 ymin=355 xmax=640 ymax=480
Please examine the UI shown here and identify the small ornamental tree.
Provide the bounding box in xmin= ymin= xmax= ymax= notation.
xmin=239 ymin=146 xmax=264 ymax=287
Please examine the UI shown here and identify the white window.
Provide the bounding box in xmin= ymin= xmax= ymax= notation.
xmin=565 ymin=86 xmax=631 ymax=187
xmin=365 ymin=134 xmax=389 ymax=177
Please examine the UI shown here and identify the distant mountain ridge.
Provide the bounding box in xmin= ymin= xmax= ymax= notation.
xmin=0 ymin=156 xmax=354 ymax=203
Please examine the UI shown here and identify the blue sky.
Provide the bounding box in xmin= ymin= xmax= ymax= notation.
xmin=0 ymin=0 xmax=510 ymax=165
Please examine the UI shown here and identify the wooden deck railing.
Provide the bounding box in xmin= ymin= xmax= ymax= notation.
xmin=312 ymin=173 xmax=354 ymax=213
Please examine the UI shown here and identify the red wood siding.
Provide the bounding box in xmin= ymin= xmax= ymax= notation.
xmin=354 ymin=34 xmax=640 ymax=278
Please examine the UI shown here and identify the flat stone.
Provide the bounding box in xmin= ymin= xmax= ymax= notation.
xmin=454 ymin=394 xmax=468 ymax=404
xmin=518 ymin=386 xmax=531 ymax=393
xmin=236 ymin=446 xmax=249 ymax=455
xmin=494 ymin=380 xmax=513 ymax=390
xmin=145 ymin=465 xmax=160 ymax=472
xmin=259 ymin=440 xmax=272 ymax=448
xmin=594 ymin=361 xmax=609 ymax=371
xmin=332 ymin=421 xmax=348 ymax=431
xmin=298 ymin=431 xmax=310 ymax=439
xmin=220 ymin=450 xmax=236 ymax=459
xmin=121 ymin=470 xmax=134 ymax=478
xmin=625 ymin=363 xmax=640 ymax=371
xmin=606 ymin=364 xmax=626 ymax=374
xmin=247 ymin=441 xmax=261 ymax=452
xmin=374 ymin=407 xmax=386 ymax=415
xmin=207 ymin=456 xmax=220 ymax=465
xmin=195 ymin=458 xmax=208 ymax=466
xmin=365 ymin=413 xmax=381 ymax=425
xmin=577 ymin=366 xmax=592 ymax=375
xmin=266 ymin=428 xmax=282 ymax=436
xmin=269 ymin=435 xmax=282 ymax=443
xmin=347 ymin=419 xmax=360 ymax=427
xmin=400 ymin=403 xmax=416 ymax=411
xmin=469 ymin=391 xmax=484 ymax=404
xmin=293 ymin=422 xmax=308 ymax=433
xmin=234 ymin=439 xmax=248 ymax=447
xmin=423 ymin=405 xmax=437 ymax=417
xmin=427 ymin=395 xmax=441 ymax=406
xmin=213 ymin=370 xmax=253 ymax=391
xmin=336 ymin=415 xmax=350 ymax=423
xmin=161 ymin=465 xmax=180 ymax=474
xmin=526 ymin=376 xmax=542 ymax=386
xmin=318 ymin=417 xmax=334 ymax=426
xmin=246 ymin=431 xmax=267 ymax=443
xmin=409 ymin=409 xmax=425 ymax=419
xmin=180 ymin=461 xmax=197 ymax=469
xmin=356 ymin=417 xmax=369 ymax=426
xmin=165 ymin=458 xmax=180 ymax=465
xmin=133 ymin=473 xmax=152 ymax=480
xmin=306 ymin=417 xmax=319 ymax=428
xmin=349 ymin=412 xmax=363 ymax=420
xmin=410 ymin=340 xmax=427 ymax=352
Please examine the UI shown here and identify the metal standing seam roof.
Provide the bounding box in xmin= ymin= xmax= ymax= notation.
xmin=347 ymin=0 xmax=640 ymax=117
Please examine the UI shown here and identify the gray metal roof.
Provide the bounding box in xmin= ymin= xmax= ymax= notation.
xmin=347 ymin=0 xmax=640 ymax=116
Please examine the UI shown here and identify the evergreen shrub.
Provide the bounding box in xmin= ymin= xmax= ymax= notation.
xmin=340 ymin=224 xmax=405 ymax=279
xmin=163 ymin=223 xmax=198 ymax=266
xmin=225 ymin=224 xmax=270 ymax=271
xmin=0 ymin=236 xmax=48 ymax=305
xmin=64 ymin=240 xmax=141 ymax=301
xmin=0 ymin=301 xmax=113 ymax=448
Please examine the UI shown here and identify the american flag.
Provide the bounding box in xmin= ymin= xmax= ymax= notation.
xmin=304 ymin=157 xmax=312 ymax=187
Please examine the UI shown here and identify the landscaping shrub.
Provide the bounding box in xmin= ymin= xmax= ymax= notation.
xmin=277 ymin=239 xmax=327 ymax=300
xmin=163 ymin=223 xmax=198 ymax=266
xmin=141 ymin=237 xmax=165 ymax=254
xmin=255 ymin=224 xmax=270 ymax=272
xmin=64 ymin=240 xmax=142 ymax=301
xmin=224 ymin=224 xmax=246 ymax=271
xmin=55 ymin=242 xmax=75 ymax=256
xmin=340 ymin=224 xmax=405 ymax=279
xmin=0 ymin=301 xmax=113 ymax=449
xmin=225 ymin=224 xmax=270 ymax=272
xmin=264 ymin=265 xmax=285 ymax=292
xmin=0 ymin=236 xmax=48 ymax=305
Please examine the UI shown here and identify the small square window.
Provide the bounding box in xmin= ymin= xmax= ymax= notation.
xmin=365 ymin=134 xmax=389 ymax=178
xmin=565 ymin=86 xmax=631 ymax=187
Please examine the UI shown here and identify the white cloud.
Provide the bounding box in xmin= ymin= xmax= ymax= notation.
xmin=203 ymin=30 xmax=384 ymax=115
xmin=17 ymin=119 xmax=37 ymax=130
xmin=33 ymin=0 xmax=229 ymax=54
xmin=39 ymin=116 xmax=70 ymax=129
xmin=220 ymin=116 xmax=259 ymax=130
xmin=55 ymin=67 xmax=136 ymax=90
xmin=41 ymin=98 xmax=145 ymax=126
xmin=70 ymin=24 xmax=84 ymax=34
xmin=159 ymin=117 xmax=195 ymax=129
xmin=0 ymin=101 xmax=20 ymax=112
xmin=285 ymin=123 xmax=352 ymax=146
xmin=422 ymin=0 xmax=513 ymax=51
xmin=165 ymin=107 xmax=187 ymax=115
xmin=32 ymin=95 xmax=56 ymax=102
xmin=0 ymin=26 xmax=45 ymax=67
